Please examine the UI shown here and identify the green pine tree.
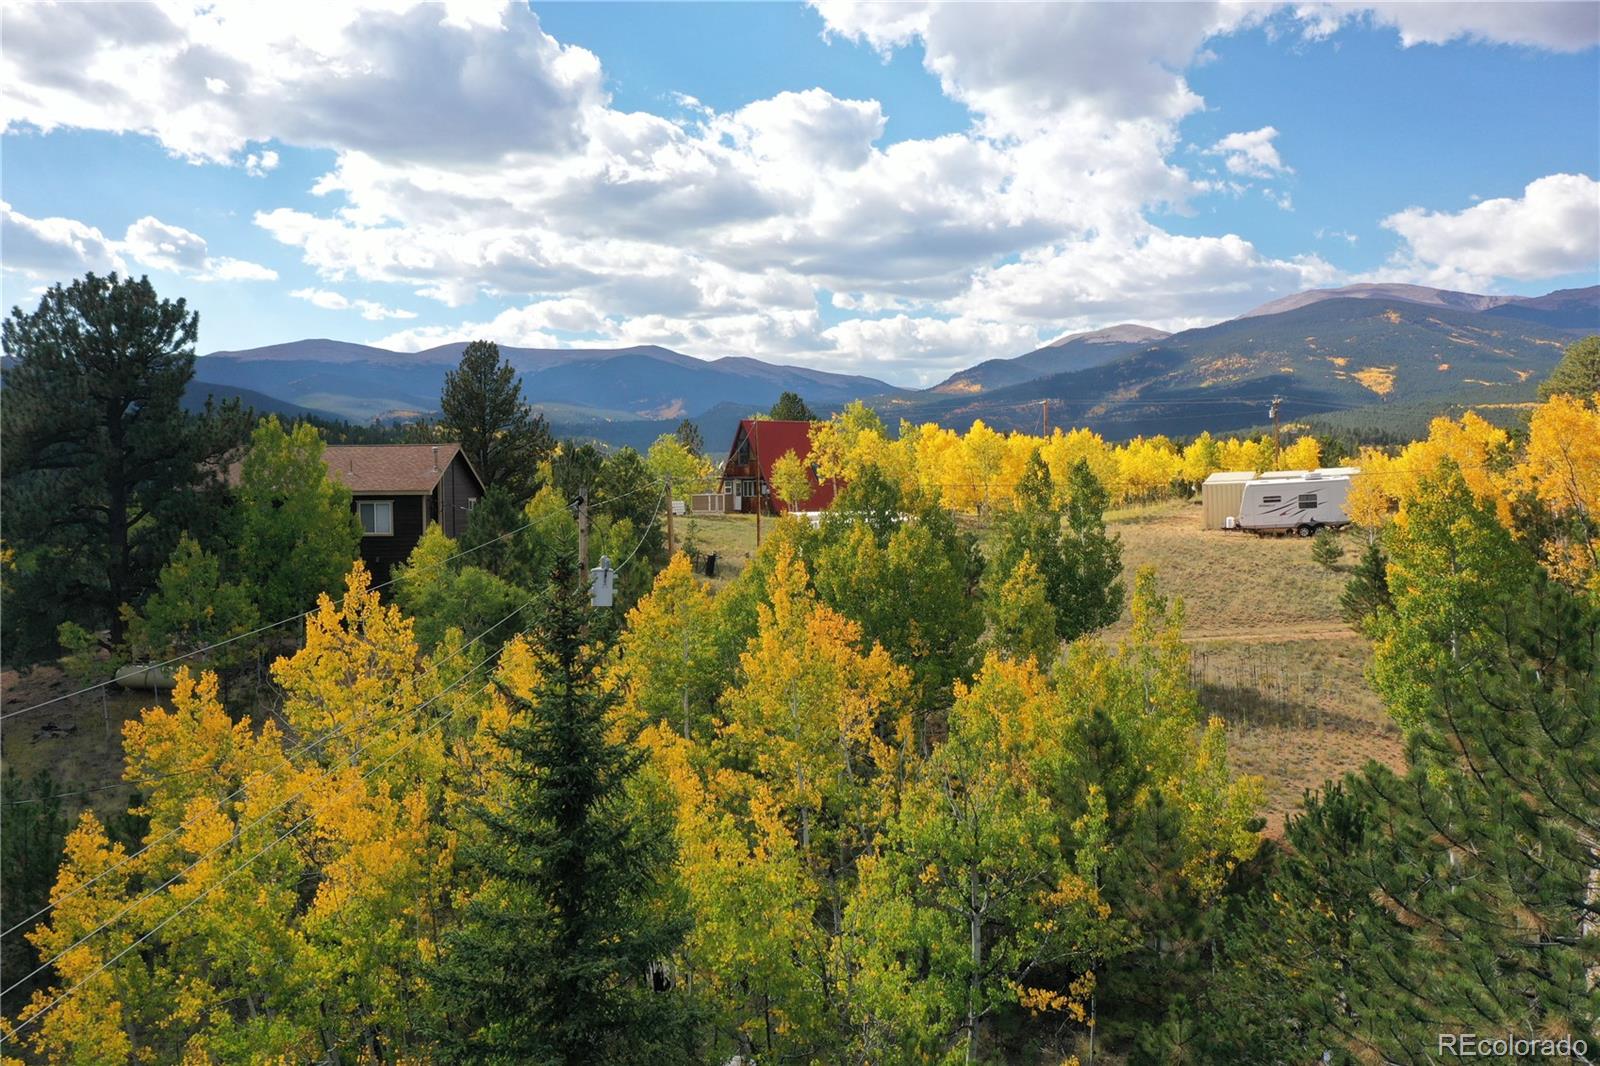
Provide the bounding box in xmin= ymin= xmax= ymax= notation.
xmin=768 ymin=390 xmax=816 ymax=421
xmin=431 ymin=559 xmax=691 ymax=1065
xmin=1538 ymin=333 xmax=1600 ymax=400
xmin=440 ymin=339 xmax=554 ymax=500
xmin=1 ymin=272 xmax=236 ymax=657
xmin=1339 ymin=540 xmax=1391 ymax=625
xmin=1310 ymin=526 xmax=1344 ymax=570
xmin=0 ymin=769 xmax=68 ymax=1017
xmin=1209 ymin=567 xmax=1600 ymax=1063
xmin=1058 ymin=457 xmax=1125 ymax=637
xmin=989 ymin=455 xmax=1124 ymax=643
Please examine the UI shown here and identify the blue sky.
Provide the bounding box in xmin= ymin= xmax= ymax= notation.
xmin=2 ymin=1 xmax=1596 ymax=384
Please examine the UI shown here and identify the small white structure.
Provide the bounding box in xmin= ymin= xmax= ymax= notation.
xmin=1236 ymin=468 xmax=1358 ymax=536
xmin=589 ymin=555 xmax=616 ymax=607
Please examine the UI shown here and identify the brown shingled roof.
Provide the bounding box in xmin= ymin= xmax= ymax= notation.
xmin=322 ymin=444 xmax=463 ymax=492
xmin=225 ymin=443 xmax=467 ymax=493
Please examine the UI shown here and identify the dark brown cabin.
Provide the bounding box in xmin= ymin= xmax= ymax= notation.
xmin=321 ymin=444 xmax=485 ymax=582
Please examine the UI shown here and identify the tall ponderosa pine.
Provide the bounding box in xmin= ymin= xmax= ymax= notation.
xmin=1 ymin=273 xmax=222 ymax=655
xmin=439 ymin=339 xmax=553 ymax=500
xmin=432 ymin=560 xmax=691 ymax=1065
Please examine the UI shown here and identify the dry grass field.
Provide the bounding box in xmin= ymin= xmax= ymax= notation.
xmin=1 ymin=502 xmax=1399 ymax=835
xmin=1105 ymin=499 xmax=1402 ymax=831
xmin=1 ymin=669 xmax=164 ymax=823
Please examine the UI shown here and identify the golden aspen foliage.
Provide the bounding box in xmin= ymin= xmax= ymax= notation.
xmin=613 ymin=553 xmax=722 ymax=741
xmin=14 ymin=816 xmax=135 ymax=1064
xmin=1277 ymin=434 xmax=1321 ymax=471
xmin=1116 ymin=436 xmax=1181 ymax=503
xmin=962 ymin=419 xmax=1010 ymax=512
xmin=769 ymin=448 xmax=814 ymax=512
xmin=1179 ymin=431 xmax=1223 ymax=487
xmin=810 ymin=400 xmax=888 ymax=485
xmin=1041 ymin=427 xmax=1122 ymax=502
xmin=1513 ymin=391 xmax=1600 ymax=588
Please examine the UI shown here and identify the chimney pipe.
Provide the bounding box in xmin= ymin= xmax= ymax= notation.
xmin=432 ymin=445 xmax=439 ymax=472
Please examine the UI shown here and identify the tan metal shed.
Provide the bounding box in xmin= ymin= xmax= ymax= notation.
xmin=1201 ymin=471 xmax=1255 ymax=529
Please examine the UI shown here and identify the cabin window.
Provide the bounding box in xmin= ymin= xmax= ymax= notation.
xmin=1261 ymin=495 xmax=1282 ymax=505
xmin=1298 ymin=493 xmax=1318 ymax=510
xmin=736 ymin=439 xmax=751 ymax=464
xmin=738 ymin=479 xmax=757 ymax=497
xmin=466 ymin=496 xmax=477 ymax=512
xmin=358 ymin=500 xmax=393 ymax=536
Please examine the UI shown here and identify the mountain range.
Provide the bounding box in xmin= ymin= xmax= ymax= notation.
xmin=188 ymin=282 xmax=1599 ymax=446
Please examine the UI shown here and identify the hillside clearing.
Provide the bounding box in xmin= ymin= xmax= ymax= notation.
xmin=1106 ymin=498 xmax=1400 ymax=830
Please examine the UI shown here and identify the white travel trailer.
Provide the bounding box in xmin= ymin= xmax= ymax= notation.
xmin=1235 ymin=467 xmax=1359 ymax=536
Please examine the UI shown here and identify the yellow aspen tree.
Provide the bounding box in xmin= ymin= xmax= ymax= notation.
xmin=613 ymin=553 xmax=722 ymax=741
xmin=998 ymin=433 xmax=1042 ymax=507
xmin=13 ymin=816 xmax=137 ymax=1064
xmin=1042 ymin=427 xmax=1121 ymax=503
xmin=1513 ymin=392 xmax=1600 ymax=588
xmin=1116 ymin=437 xmax=1180 ymax=504
xmin=271 ymin=564 xmax=423 ymax=769
xmin=1278 ymin=435 xmax=1321 ymax=471
xmin=962 ymin=420 xmax=1009 ymax=513
xmin=769 ymin=449 xmax=814 ymax=512
xmin=1397 ymin=411 xmax=1513 ymax=522
xmin=1179 ymin=431 xmax=1223 ymax=489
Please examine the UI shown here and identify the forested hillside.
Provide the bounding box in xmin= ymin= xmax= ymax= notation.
xmin=3 ymin=276 xmax=1597 ymax=1063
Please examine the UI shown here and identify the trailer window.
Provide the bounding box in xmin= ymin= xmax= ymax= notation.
xmin=1261 ymin=495 xmax=1281 ymax=504
xmin=1298 ymin=493 xmax=1318 ymax=509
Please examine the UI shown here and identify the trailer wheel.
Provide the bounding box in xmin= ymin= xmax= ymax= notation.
xmin=1296 ymin=523 xmax=1315 ymax=538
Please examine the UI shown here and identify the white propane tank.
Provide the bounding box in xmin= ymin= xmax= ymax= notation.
xmin=1224 ymin=515 xmax=1237 ymax=530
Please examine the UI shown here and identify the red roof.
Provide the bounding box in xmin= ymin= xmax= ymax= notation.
xmin=719 ymin=419 xmax=838 ymax=513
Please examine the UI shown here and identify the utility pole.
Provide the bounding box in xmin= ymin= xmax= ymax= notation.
xmin=1270 ymin=396 xmax=1283 ymax=467
xmin=577 ymin=486 xmax=590 ymax=582
xmin=1042 ymin=398 xmax=1049 ymax=436
xmin=665 ymin=475 xmax=675 ymax=556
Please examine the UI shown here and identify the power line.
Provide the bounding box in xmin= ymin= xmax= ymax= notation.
xmin=0 ymin=593 xmax=533 ymax=944
xmin=1 ymin=630 xmax=513 ymax=1047
xmin=612 ymin=482 xmax=669 ymax=573
xmin=0 ymin=613 xmax=521 ymax=992
xmin=0 ymin=480 xmax=672 ymax=948
xmin=1 ymin=478 xmax=661 ymax=723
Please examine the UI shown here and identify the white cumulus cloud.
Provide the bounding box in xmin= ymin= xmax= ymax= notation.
xmin=1378 ymin=173 xmax=1600 ymax=288
xmin=122 ymin=216 xmax=277 ymax=281
xmin=1293 ymin=2 xmax=1600 ymax=52
xmin=289 ymin=287 xmax=417 ymax=321
xmin=2 ymin=204 xmax=275 ymax=285
xmin=1208 ymin=127 xmax=1292 ymax=178
xmin=1 ymin=201 xmax=126 ymax=278
xmin=0 ymin=0 xmax=605 ymax=166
